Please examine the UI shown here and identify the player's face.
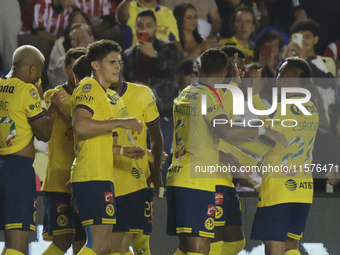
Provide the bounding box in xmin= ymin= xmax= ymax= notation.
xmin=32 ymin=60 xmax=44 ymax=84
xmin=98 ymin=51 xmax=122 ymax=85
xmin=234 ymin=11 xmax=255 ymax=41
xmin=297 ymin=30 xmax=319 ymax=53
xmin=70 ymin=27 xmax=94 ymax=48
xmin=136 ymin=16 xmax=157 ymax=42
xmin=183 ymin=8 xmax=198 ymax=32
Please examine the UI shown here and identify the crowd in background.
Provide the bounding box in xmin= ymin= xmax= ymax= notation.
xmin=1 ymin=0 xmax=340 ymax=192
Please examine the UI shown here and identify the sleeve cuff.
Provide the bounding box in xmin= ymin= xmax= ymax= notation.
xmin=75 ymin=104 xmax=94 ymax=116
xmin=28 ymin=111 xmax=45 ymax=121
xmin=146 ymin=116 xmax=160 ymax=126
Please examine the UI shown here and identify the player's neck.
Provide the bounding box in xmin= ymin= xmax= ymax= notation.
xmin=92 ymin=74 xmax=110 ymax=90
xmin=7 ymin=68 xmax=30 ymax=84
xmin=66 ymin=81 xmax=75 ymax=93
xmin=109 ymin=80 xmax=123 ymax=94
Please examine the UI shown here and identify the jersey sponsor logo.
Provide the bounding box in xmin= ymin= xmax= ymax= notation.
xmin=0 ymin=85 xmax=14 ymax=94
xmin=57 ymin=203 xmax=68 ymax=214
xmin=104 ymin=192 xmax=114 ymax=203
xmin=33 ymin=198 xmax=37 ymax=209
xmin=299 ymin=182 xmax=313 ymax=189
xmin=285 ymin=179 xmax=297 ymax=191
xmin=29 ymin=88 xmax=38 ymax=99
xmin=132 ymin=167 xmax=141 ymax=179
xmin=75 ymin=95 xmax=94 ymax=103
xmin=82 ymin=84 xmax=92 ymax=93
xmin=106 ymin=204 xmax=115 ymax=217
xmin=29 ymin=102 xmax=42 ymax=111
xmin=207 ymin=204 xmax=215 ymax=217
xmin=57 ymin=214 xmax=69 ymax=227
xmin=204 ymin=217 xmax=214 ymax=231
xmin=215 ymin=193 xmax=224 ymax=205
xmin=215 ymin=206 xmax=223 ymax=219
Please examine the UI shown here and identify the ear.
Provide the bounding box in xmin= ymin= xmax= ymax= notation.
xmin=91 ymin=61 xmax=99 ymax=71
xmin=314 ymin=36 xmax=319 ymax=45
xmin=29 ymin=65 xmax=35 ymax=75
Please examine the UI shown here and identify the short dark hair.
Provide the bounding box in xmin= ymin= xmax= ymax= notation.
xmin=220 ymin=45 xmax=246 ymax=59
xmin=283 ymin=57 xmax=312 ymax=86
xmin=291 ymin=19 xmax=320 ymax=37
xmin=73 ymin=55 xmax=91 ymax=81
xmin=64 ymin=47 xmax=87 ymax=67
xmin=200 ymin=49 xmax=228 ymax=75
xmin=254 ymin=30 xmax=284 ymax=61
xmin=178 ymin=59 xmax=199 ymax=76
xmin=229 ymin=5 xmax=256 ymax=36
xmin=87 ymin=40 xmax=122 ymax=69
xmin=136 ymin=9 xmax=157 ymax=24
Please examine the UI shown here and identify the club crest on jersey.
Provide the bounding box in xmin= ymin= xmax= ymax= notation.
xmin=57 ymin=214 xmax=69 ymax=227
xmin=106 ymin=204 xmax=115 ymax=216
xmin=29 ymin=88 xmax=38 ymax=99
xmin=204 ymin=217 xmax=214 ymax=231
xmin=215 ymin=206 xmax=223 ymax=219
xmin=82 ymin=84 xmax=92 ymax=93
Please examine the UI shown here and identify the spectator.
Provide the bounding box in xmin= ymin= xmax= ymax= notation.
xmin=122 ymin=10 xmax=181 ymax=183
xmin=173 ymin=3 xmax=221 ymax=61
xmin=48 ymin=24 xmax=94 ymax=88
xmin=324 ymin=41 xmax=340 ymax=77
xmin=177 ymin=59 xmax=198 ymax=91
xmin=159 ymin=0 xmax=222 ymax=39
xmin=116 ymin=0 xmax=180 ymax=49
xmin=220 ymin=5 xmax=256 ymax=64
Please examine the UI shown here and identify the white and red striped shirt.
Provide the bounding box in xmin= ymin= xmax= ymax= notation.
xmin=33 ymin=0 xmax=78 ymax=36
xmin=325 ymin=41 xmax=340 ymax=62
xmin=74 ymin=0 xmax=115 ymax=19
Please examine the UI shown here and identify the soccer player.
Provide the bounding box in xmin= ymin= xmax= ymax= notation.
xmin=0 ymin=45 xmax=63 ymax=255
xmin=41 ymin=47 xmax=87 ymax=255
xmin=108 ymin=67 xmax=163 ymax=255
xmin=71 ymin=40 xmax=143 ymax=255
xmin=167 ymin=49 xmax=287 ymax=255
xmin=250 ymin=58 xmax=319 ymax=255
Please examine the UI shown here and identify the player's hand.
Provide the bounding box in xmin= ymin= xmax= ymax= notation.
xmin=230 ymin=53 xmax=241 ymax=84
xmin=147 ymin=165 xmax=163 ymax=198
xmin=138 ymin=41 xmax=157 ymax=57
xmin=119 ymin=118 xmax=143 ymax=133
xmin=50 ymin=89 xmax=68 ymax=108
xmin=263 ymin=128 xmax=288 ymax=148
xmin=252 ymin=68 xmax=263 ymax=95
xmin=123 ymin=146 xmax=145 ymax=160
xmin=147 ymin=149 xmax=168 ymax=165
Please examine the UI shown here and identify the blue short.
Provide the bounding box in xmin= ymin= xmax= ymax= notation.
xmin=143 ymin=188 xmax=153 ymax=233
xmin=251 ymin=203 xmax=311 ymax=242
xmin=0 ymin=155 xmax=37 ymax=231
xmin=43 ymin=191 xmax=85 ymax=241
xmin=167 ymin=186 xmax=215 ymax=238
xmin=112 ymin=188 xmax=146 ymax=234
xmin=215 ymin=185 xmax=242 ymax=227
xmin=72 ymin=181 xmax=116 ymax=226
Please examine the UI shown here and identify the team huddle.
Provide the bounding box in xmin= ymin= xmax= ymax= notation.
xmin=0 ymin=39 xmax=319 ymax=255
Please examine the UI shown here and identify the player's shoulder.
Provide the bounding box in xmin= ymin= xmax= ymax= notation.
xmin=127 ymin=82 xmax=151 ymax=94
xmin=74 ymin=77 xmax=101 ymax=95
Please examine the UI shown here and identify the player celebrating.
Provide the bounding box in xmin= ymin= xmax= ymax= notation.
xmin=71 ymin=40 xmax=143 ymax=255
xmin=250 ymin=58 xmax=319 ymax=255
xmin=0 ymin=45 xmax=62 ymax=255
xmin=167 ymin=49 xmax=287 ymax=255
xmin=42 ymin=47 xmax=87 ymax=255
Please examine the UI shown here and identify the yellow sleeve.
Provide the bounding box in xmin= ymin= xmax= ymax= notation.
xmin=144 ymin=89 xmax=160 ymax=126
xmin=253 ymin=93 xmax=268 ymax=122
xmin=43 ymin=89 xmax=55 ymax=109
xmin=73 ymin=83 xmax=98 ymax=116
xmin=24 ymin=86 xmax=44 ymax=121
xmin=205 ymin=93 xmax=228 ymax=125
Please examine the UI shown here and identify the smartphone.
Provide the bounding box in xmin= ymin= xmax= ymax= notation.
xmin=292 ymin=33 xmax=303 ymax=48
xmin=260 ymin=45 xmax=272 ymax=60
xmin=137 ymin=31 xmax=149 ymax=42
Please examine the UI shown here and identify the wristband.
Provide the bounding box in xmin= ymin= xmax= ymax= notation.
xmin=158 ymin=187 xmax=164 ymax=199
xmin=119 ymin=146 xmax=124 ymax=155
xmin=258 ymin=126 xmax=266 ymax=136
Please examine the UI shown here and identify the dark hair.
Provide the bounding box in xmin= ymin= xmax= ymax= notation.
xmin=173 ymin=3 xmax=203 ymax=51
xmin=178 ymin=59 xmax=199 ymax=75
xmin=291 ymin=18 xmax=320 ymax=37
xmin=64 ymin=47 xmax=87 ymax=67
xmin=87 ymin=40 xmax=122 ymax=69
xmin=283 ymin=57 xmax=312 ymax=86
xmin=63 ymin=10 xmax=92 ymax=52
xmin=254 ymin=30 xmax=284 ymax=61
xmin=220 ymin=45 xmax=246 ymax=58
xmin=73 ymin=55 xmax=91 ymax=81
xmin=200 ymin=49 xmax=228 ymax=75
xmin=69 ymin=24 xmax=93 ymax=36
xmin=136 ymin=9 xmax=157 ymax=23
xmin=229 ymin=5 xmax=256 ymax=36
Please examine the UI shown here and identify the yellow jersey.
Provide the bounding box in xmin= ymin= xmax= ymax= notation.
xmin=42 ymin=85 xmax=74 ymax=193
xmin=111 ymin=82 xmax=160 ymax=196
xmin=258 ymin=97 xmax=319 ymax=207
xmin=167 ymin=82 xmax=229 ymax=192
xmin=119 ymin=1 xmax=179 ymax=48
xmin=71 ymin=77 xmax=115 ymax=183
xmin=219 ymin=36 xmax=254 ymax=59
xmin=0 ymin=77 xmax=44 ymax=155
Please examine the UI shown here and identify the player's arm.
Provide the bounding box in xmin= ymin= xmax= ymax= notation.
xmin=72 ymin=108 xmax=143 ymax=136
xmin=115 ymin=0 xmax=132 ymax=24
xmin=207 ymin=8 xmax=222 ymax=39
xmin=44 ymin=89 xmax=72 ymax=124
xmin=147 ymin=122 xmax=164 ymax=195
xmin=112 ymin=145 xmax=145 ymax=160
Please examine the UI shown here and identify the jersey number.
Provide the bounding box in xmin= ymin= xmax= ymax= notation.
xmin=0 ymin=117 xmax=17 ymax=147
